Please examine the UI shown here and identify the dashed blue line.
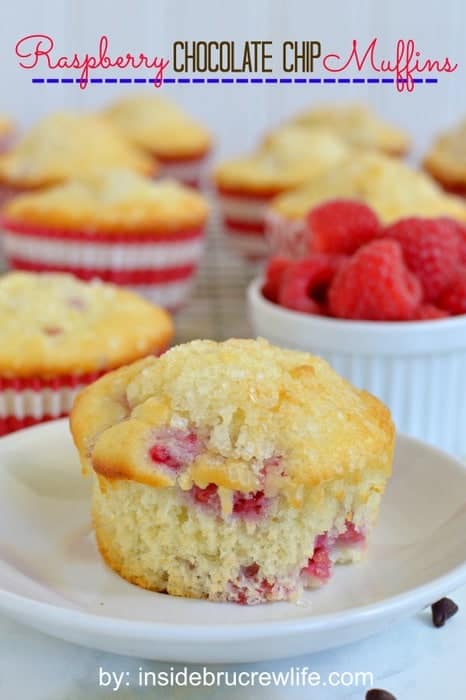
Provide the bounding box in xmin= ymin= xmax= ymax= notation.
xmin=31 ymin=75 xmax=441 ymax=85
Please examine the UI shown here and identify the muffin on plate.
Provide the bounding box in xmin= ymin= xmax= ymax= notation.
xmin=1 ymin=169 xmax=209 ymax=310
xmin=423 ymin=118 xmax=466 ymax=196
xmin=103 ymin=95 xmax=212 ymax=187
xmin=289 ymin=103 xmax=409 ymax=156
xmin=266 ymin=152 xmax=466 ymax=257
xmin=70 ymin=338 xmax=394 ymax=604
xmin=0 ymin=112 xmax=155 ymax=205
xmin=214 ymin=126 xmax=349 ymax=260
xmin=0 ymin=272 xmax=173 ymax=436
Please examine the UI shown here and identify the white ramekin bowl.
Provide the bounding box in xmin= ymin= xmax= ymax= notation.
xmin=248 ymin=277 xmax=466 ymax=457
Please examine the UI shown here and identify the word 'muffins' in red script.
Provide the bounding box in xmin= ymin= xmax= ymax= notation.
xmin=323 ymin=38 xmax=457 ymax=91
xmin=15 ymin=34 xmax=170 ymax=88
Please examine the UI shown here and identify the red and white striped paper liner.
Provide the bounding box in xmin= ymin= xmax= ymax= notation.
xmin=264 ymin=210 xmax=308 ymax=259
xmin=0 ymin=371 xmax=105 ymax=437
xmin=216 ymin=188 xmax=275 ymax=261
xmin=1 ymin=220 xmax=206 ymax=311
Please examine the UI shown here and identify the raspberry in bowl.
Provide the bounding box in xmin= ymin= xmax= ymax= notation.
xmin=249 ymin=202 xmax=466 ymax=456
xmin=265 ymin=152 xmax=466 ymax=258
xmin=0 ymin=271 xmax=173 ymax=436
xmin=1 ymin=169 xmax=209 ymax=311
xmin=213 ymin=125 xmax=349 ymax=261
xmin=70 ymin=338 xmax=394 ymax=604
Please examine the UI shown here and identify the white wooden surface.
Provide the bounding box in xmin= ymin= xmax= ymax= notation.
xmin=0 ymin=0 xmax=464 ymax=159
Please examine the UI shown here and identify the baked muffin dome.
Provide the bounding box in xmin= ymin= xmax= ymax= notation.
xmin=214 ymin=126 xmax=349 ymax=196
xmin=0 ymin=272 xmax=173 ymax=377
xmin=2 ymin=169 xmax=210 ymax=235
xmin=0 ymin=112 xmax=154 ymax=190
xmin=103 ymin=94 xmax=212 ymax=160
xmin=71 ymin=338 xmax=394 ymax=604
xmin=423 ymin=118 xmax=466 ymax=195
xmin=270 ymin=152 xmax=466 ymax=224
xmin=290 ymin=103 xmax=409 ymax=156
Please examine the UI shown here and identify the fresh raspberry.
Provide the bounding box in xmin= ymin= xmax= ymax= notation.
xmin=233 ymin=490 xmax=268 ymax=519
xmin=335 ymin=521 xmax=365 ymax=546
xmin=438 ymin=268 xmax=466 ymax=315
xmin=438 ymin=218 xmax=466 ymax=265
xmin=278 ymin=255 xmax=344 ymax=314
xmin=328 ymin=239 xmax=422 ymax=321
xmin=262 ymin=257 xmax=290 ymax=303
xmin=307 ymin=199 xmax=381 ymax=255
xmin=384 ymin=217 xmax=460 ymax=302
xmin=412 ymin=304 xmax=450 ymax=320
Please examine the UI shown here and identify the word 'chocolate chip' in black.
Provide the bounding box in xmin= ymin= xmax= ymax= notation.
xmin=431 ymin=597 xmax=459 ymax=628
xmin=366 ymin=689 xmax=397 ymax=700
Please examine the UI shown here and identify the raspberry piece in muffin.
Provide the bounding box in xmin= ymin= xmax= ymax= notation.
xmin=71 ymin=338 xmax=394 ymax=605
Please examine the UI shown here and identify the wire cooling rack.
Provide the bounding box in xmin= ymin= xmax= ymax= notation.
xmin=174 ymin=210 xmax=259 ymax=344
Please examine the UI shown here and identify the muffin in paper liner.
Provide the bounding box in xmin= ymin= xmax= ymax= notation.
xmin=1 ymin=171 xmax=209 ymax=310
xmin=0 ymin=272 xmax=173 ymax=436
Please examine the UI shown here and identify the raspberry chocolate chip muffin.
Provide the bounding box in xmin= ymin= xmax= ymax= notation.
xmin=0 ymin=272 xmax=173 ymax=436
xmin=267 ymin=152 xmax=466 ymax=258
xmin=214 ymin=126 xmax=349 ymax=260
xmin=423 ymin=118 xmax=466 ymax=196
xmin=103 ymin=94 xmax=212 ymax=187
xmin=0 ymin=112 xmax=154 ymax=205
xmin=1 ymin=169 xmax=209 ymax=310
xmin=70 ymin=338 xmax=394 ymax=604
xmin=289 ymin=103 xmax=410 ymax=157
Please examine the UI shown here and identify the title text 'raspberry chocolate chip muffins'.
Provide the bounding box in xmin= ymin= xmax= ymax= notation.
xmin=70 ymin=338 xmax=394 ymax=605
xmin=0 ymin=112 xmax=155 ymax=207
xmin=266 ymin=152 xmax=466 ymax=258
xmin=103 ymin=94 xmax=212 ymax=187
xmin=0 ymin=272 xmax=173 ymax=436
xmin=423 ymin=118 xmax=466 ymax=196
xmin=1 ymin=170 xmax=209 ymax=311
xmin=289 ymin=103 xmax=410 ymax=157
xmin=213 ymin=126 xmax=349 ymax=261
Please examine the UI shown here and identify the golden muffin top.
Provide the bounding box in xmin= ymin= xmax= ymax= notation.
xmin=0 ymin=112 xmax=155 ymax=188
xmin=214 ymin=126 xmax=349 ymax=195
xmin=0 ymin=115 xmax=14 ymax=139
xmin=0 ymin=272 xmax=173 ymax=377
xmin=71 ymin=338 xmax=394 ymax=506
xmin=290 ymin=103 xmax=409 ymax=155
xmin=3 ymin=170 xmax=210 ymax=234
xmin=423 ymin=118 xmax=466 ymax=187
xmin=103 ymin=95 xmax=212 ymax=159
xmin=270 ymin=152 xmax=466 ymax=223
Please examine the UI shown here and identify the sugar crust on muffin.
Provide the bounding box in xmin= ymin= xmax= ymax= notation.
xmin=270 ymin=152 xmax=466 ymax=223
xmin=2 ymin=170 xmax=210 ymax=234
xmin=0 ymin=272 xmax=173 ymax=377
xmin=0 ymin=112 xmax=155 ymax=188
xmin=103 ymin=94 xmax=212 ymax=160
xmin=71 ymin=338 xmax=394 ymax=604
xmin=290 ymin=103 xmax=409 ymax=155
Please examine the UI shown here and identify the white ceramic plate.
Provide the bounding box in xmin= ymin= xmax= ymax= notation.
xmin=0 ymin=419 xmax=465 ymax=663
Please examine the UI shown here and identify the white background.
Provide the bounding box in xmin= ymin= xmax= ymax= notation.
xmin=0 ymin=0 xmax=464 ymax=161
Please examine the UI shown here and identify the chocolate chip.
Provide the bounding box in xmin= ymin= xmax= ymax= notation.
xmin=366 ymin=690 xmax=397 ymax=700
xmin=431 ymin=597 xmax=458 ymax=627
